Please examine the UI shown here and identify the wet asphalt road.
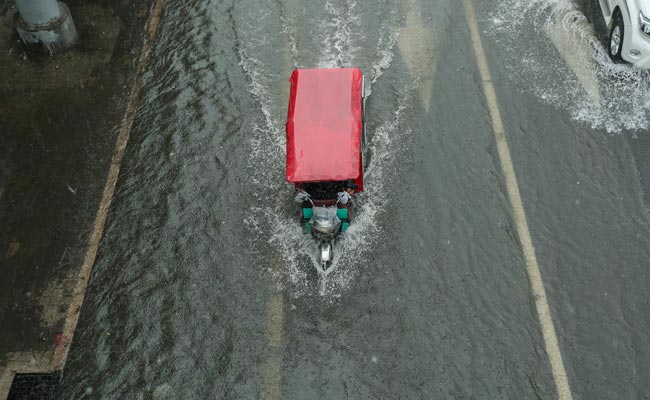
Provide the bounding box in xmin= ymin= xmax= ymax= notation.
xmin=58 ymin=0 xmax=650 ymax=398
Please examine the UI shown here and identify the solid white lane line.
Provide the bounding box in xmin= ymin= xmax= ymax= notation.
xmin=462 ymin=1 xmax=574 ymax=399
xmin=52 ymin=0 xmax=166 ymax=369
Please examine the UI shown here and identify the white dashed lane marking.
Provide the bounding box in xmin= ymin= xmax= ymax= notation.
xmin=545 ymin=8 xmax=601 ymax=105
xmin=398 ymin=0 xmax=440 ymax=112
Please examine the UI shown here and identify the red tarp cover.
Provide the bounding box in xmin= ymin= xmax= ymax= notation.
xmin=286 ymin=68 xmax=363 ymax=184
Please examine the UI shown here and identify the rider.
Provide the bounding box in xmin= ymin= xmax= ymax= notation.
xmin=294 ymin=180 xmax=357 ymax=207
xmin=337 ymin=180 xmax=357 ymax=208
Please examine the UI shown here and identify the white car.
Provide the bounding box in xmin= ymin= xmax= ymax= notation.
xmin=599 ymin=0 xmax=650 ymax=68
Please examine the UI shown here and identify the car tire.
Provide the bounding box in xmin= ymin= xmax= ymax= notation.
xmin=608 ymin=12 xmax=625 ymax=62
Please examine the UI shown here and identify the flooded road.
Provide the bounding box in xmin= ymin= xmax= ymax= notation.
xmin=58 ymin=0 xmax=650 ymax=398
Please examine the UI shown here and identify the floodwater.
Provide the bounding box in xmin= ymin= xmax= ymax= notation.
xmin=59 ymin=0 xmax=650 ymax=398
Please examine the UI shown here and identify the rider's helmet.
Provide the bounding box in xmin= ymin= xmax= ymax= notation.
xmin=345 ymin=180 xmax=358 ymax=190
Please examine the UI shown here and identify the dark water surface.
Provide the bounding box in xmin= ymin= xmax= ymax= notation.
xmin=59 ymin=0 xmax=650 ymax=398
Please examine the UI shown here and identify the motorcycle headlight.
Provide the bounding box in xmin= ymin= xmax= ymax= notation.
xmin=640 ymin=12 xmax=650 ymax=36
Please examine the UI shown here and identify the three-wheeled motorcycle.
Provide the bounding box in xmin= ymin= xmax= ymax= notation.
xmin=285 ymin=67 xmax=366 ymax=269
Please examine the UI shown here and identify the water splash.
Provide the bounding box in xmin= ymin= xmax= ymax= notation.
xmin=317 ymin=0 xmax=362 ymax=68
xmin=487 ymin=0 xmax=650 ymax=133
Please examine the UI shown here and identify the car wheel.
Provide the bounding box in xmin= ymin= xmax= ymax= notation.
xmin=609 ymin=13 xmax=624 ymax=62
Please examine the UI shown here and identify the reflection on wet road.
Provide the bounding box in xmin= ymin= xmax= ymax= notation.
xmin=59 ymin=0 xmax=650 ymax=398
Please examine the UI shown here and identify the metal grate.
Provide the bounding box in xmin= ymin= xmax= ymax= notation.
xmin=7 ymin=371 xmax=61 ymax=400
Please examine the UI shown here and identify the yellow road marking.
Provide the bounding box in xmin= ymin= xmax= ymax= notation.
xmin=258 ymin=13 xmax=297 ymax=397
xmin=266 ymin=294 xmax=285 ymax=348
xmin=262 ymin=253 xmax=285 ymax=400
xmin=462 ymin=1 xmax=574 ymax=399
xmin=262 ymin=356 xmax=282 ymax=400
xmin=262 ymin=292 xmax=284 ymax=400
xmin=5 ymin=241 xmax=19 ymax=258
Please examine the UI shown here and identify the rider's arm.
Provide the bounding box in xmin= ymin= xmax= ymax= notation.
xmin=337 ymin=191 xmax=351 ymax=205
xmin=294 ymin=190 xmax=311 ymax=203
